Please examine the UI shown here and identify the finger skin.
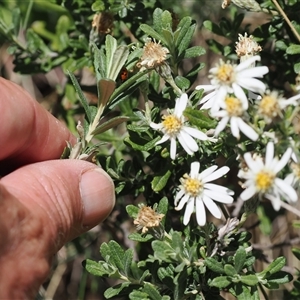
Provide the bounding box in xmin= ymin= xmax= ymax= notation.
xmin=0 ymin=159 xmax=115 ymax=299
xmin=0 ymin=77 xmax=75 ymax=166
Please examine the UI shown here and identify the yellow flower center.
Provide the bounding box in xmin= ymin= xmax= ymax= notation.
xmin=182 ymin=175 xmax=203 ymax=197
xmin=216 ymin=64 xmax=235 ymax=84
xmin=292 ymin=163 xmax=300 ymax=179
xmin=225 ymin=96 xmax=243 ymax=116
xmin=162 ymin=115 xmax=182 ymax=135
xmin=259 ymin=95 xmax=280 ymax=119
xmin=255 ymin=170 xmax=275 ymax=192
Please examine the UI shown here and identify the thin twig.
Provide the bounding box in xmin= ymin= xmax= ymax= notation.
xmin=272 ymin=0 xmax=300 ymax=43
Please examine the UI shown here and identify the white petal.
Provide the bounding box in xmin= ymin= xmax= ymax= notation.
xmin=190 ymin=161 xmax=200 ymax=177
xmin=150 ymin=122 xmax=163 ymax=130
xmin=244 ymin=152 xmax=264 ymax=171
xmin=230 ymin=117 xmax=240 ymax=139
xmin=170 ymin=137 xmax=177 ymax=160
xmin=275 ymin=178 xmax=298 ymax=202
xmin=204 ymin=189 xmax=234 ymax=203
xmin=232 ymin=83 xmax=248 ymax=106
xmin=183 ymin=198 xmax=195 ymax=225
xmin=182 ymin=126 xmax=208 ymax=141
xmin=178 ymin=131 xmax=199 ymax=153
xmin=265 ymin=193 xmax=281 ymax=211
xmin=203 ymin=166 xmax=230 ymax=183
xmin=195 ymin=84 xmax=216 ymax=92
xmin=199 ymin=165 xmax=218 ymax=181
xmin=237 ymin=77 xmax=266 ymax=94
xmin=211 ymin=87 xmax=227 ymax=113
xmin=235 ymin=55 xmax=261 ymax=71
xmin=237 ymin=66 xmax=269 ymax=78
xmin=274 ymin=147 xmax=292 ymax=173
xmin=176 ymin=194 xmax=190 ymax=210
xmin=205 ymin=183 xmax=235 ymax=196
xmin=265 ymin=142 xmax=274 ymax=167
xmin=174 ymin=189 xmax=185 ymax=206
xmin=240 ymin=185 xmax=257 ymax=201
xmin=155 ymin=134 xmax=170 ymax=145
xmin=236 ymin=118 xmax=259 ymax=141
xmin=174 ymin=93 xmax=188 ymax=117
xmin=203 ymin=194 xmax=222 ymax=219
xmin=214 ymin=116 xmax=229 ymax=136
xmin=199 ymin=91 xmax=216 ymax=105
xmin=195 ymin=198 xmax=206 ymax=226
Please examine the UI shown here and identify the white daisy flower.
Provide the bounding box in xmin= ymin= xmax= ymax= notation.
xmin=195 ymin=56 xmax=268 ymax=112
xmin=257 ymin=90 xmax=300 ymax=123
xmin=211 ymin=94 xmax=259 ymax=141
xmin=150 ymin=93 xmax=212 ymax=160
xmin=238 ymin=142 xmax=298 ymax=211
xmin=174 ymin=161 xmax=234 ymax=226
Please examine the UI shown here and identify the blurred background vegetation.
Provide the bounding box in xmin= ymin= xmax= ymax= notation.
xmin=1 ymin=0 xmax=300 ymax=299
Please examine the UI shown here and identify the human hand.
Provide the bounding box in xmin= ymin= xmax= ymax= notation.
xmin=0 ymin=77 xmax=115 ymax=299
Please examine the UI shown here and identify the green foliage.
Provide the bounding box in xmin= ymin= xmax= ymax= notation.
xmin=3 ymin=0 xmax=300 ymax=299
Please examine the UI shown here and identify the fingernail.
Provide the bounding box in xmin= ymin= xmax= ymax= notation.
xmin=80 ymin=168 xmax=115 ymax=227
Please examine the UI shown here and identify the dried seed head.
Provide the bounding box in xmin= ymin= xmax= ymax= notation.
xmin=137 ymin=38 xmax=169 ymax=70
xmin=133 ymin=205 xmax=164 ymax=234
xmin=235 ymin=33 xmax=262 ymax=59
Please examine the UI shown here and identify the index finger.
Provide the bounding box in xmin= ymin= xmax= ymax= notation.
xmin=0 ymin=77 xmax=75 ymax=168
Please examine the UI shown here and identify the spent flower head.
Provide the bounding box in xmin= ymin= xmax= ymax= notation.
xmin=238 ymin=142 xmax=298 ymax=210
xmin=195 ymin=56 xmax=268 ymax=112
xmin=235 ymin=33 xmax=262 ymax=62
xmin=175 ymin=161 xmax=234 ymax=226
xmin=133 ymin=204 xmax=164 ymax=234
xmin=150 ymin=93 xmax=213 ymax=160
xmin=211 ymin=94 xmax=259 ymax=141
xmin=138 ymin=38 xmax=169 ymax=70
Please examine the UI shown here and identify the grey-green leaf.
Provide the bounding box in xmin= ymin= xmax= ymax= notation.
xmin=151 ymin=170 xmax=172 ymax=192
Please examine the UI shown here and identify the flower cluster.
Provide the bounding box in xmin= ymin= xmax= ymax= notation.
xmin=143 ymin=31 xmax=300 ymax=227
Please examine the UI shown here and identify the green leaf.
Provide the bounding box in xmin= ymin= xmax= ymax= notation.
xmin=175 ymin=16 xmax=192 ymax=49
xmin=174 ymin=76 xmax=190 ymax=90
xmin=84 ymin=259 xmax=111 ymax=277
xmin=151 ymin=170 xmax=172 ymax=192
xmin=258 ymin=256 xmax=286 ymax=278
xmin=68 ymin=71 xmax=91 ymax=122
xmin=183 ymin=46 xmax=206 ymax=59
xmin=129 ymin=291 xmax=150 ymax=300
xmin=264 ymin=271 xmax=293 ymax=287
xmin=140 ymin=24 xmax=167 ymax=45
xmin=92 ymin=116 xmax=129 ymax=135
xmin=209 ymin=276 xmax=231 ymax=288
xmin=234 ymin=247 xmax=246 ymax=273
xmin=124 ymin=136 xmax=161 ymax=152
xmin=128 ymin=233 xmax=153 ymax=242
xmin=104 ymin=282 xmax=131 ymax=299
xmin=108 ymin=240 xmax=125 ymax=272
xmin=123 ymin=248 xmax=134 ymax=277
xmin=294 ymin=61 xmax=300 ymax=74
xmin=203 ymin=20 xmax=223 ymax=36
xmin=177 ymin=23 xmax=196 ymax=55
xmin=292 ymin=247 xmax=300 ymax=261
xmin=287 ymin=44 xmax=300 ymax=55
xmin=105 ymin=35 xmax=117 ymax=78
xmin=184 ymin=107 xmax=217 ymax=129
xmin=240 ymin=274 xmax=259 ymax=286
xmin=161 ymin=10 xmax=172 ymax=30
xmin=205 ymin=257 xmax=225 ymax=274
xmin=108 ymin=45 xmax=129 ymax=81
xmin=143 ymin=282 xmax=162 ymax=300
xmin=224 ymin=264 xmax=237 ymax=276
xmin=126 ymin=205 xmax=139 ymax=218
xmin=157 ymin=197 xmax=169 ymax=222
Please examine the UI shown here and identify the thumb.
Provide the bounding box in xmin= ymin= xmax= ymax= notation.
xmin=0 ymin=159 xmax=115 ymax=299
xmin=1 ymin=159 xmax=115 ymax=249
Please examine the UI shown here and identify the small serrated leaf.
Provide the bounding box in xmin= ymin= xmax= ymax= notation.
xmin=128 ymin=233 xmax=153 ymax=242
xmin=183 ymin=46 xmax=206 ymax=59
xmin=240 ymin=274 xmax=259 ymax=286
xmin=126 ymin=205 xmax=139 ymax=218
xmin=108 ymin=240 xmax=125 ymax=272
xmin=140 ymin=24 xmax=167 ymax=45
xmin=224 ymin=264 xmax=237 ymax=276
xmin=184 ymin=107 xmax=217 ymax=129
xmin=104 ymin=282 xmax=131 ymax=299
xmin=287 ymin=44 xmax=300 ymax=55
